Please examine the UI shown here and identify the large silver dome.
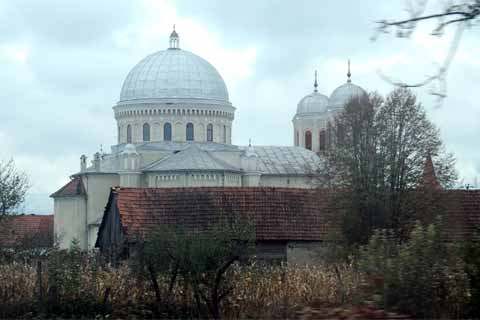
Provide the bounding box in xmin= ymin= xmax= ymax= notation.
xmin=329 ymin=81 xmax=366 ymax=110
xmin=297 ymin=92 xmax=329 ymax=115
xmin=118 ymin=48 xmax=230 ymax=106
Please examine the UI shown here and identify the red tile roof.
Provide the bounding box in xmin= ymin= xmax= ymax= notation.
xmin=0 ymin=214 xmax=54 ymax=248
xmin=100 ymin=187 xmax=480 ymax=245
xmin=442 ymin=190 xmax=480 ymax=241
xmin=113 ymin=187 xmax=342 ymax=241
xmin=50 ymin=176 xmax=86 ymax=198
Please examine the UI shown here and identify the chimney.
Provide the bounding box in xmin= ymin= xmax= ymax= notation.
xmin=80 ymin=155 xmax=87 ymax=172
xmin=93 ymin=152 xmax=101 ymax=172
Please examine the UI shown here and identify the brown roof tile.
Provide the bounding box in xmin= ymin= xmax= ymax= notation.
xmin=102 ymin=187 xmax=480 ymax=244
xmin=50 ymin=176 xmax=86 ymax=198
xmin=114 ymin=187 xmax=342 ymax=242
xmin=0 ymin=214 xmax=54 ymax=248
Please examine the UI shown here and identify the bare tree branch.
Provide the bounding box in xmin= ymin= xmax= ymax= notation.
xmin=0 ymin=159 xmax=30 ymax=217
xmin=373 ymin=0 xmax=478 ymax=101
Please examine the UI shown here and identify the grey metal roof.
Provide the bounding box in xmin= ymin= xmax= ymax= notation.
xmin=118 ymin=49 xmax=230 ymax=106
xmin=251 ymin=146 xmax=322 ymax=175
xmin=328 ymin=81 xmax=366 ymax=110
xmin=80 ymin=143 xmax=321 ymax=177
xmin=143 ymin=144 xmax=241 ymax=173
xmin=297 ymin=91 xmax=329 ymax=115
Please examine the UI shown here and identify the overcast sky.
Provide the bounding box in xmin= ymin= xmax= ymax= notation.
xmin=1 ymin=0 xmax=479 ymax=213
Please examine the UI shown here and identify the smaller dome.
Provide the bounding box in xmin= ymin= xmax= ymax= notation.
xmin=297 ymin=92 xmax=329 ymax=115
xmin=329 ymin=82 xmax=366 ymax=110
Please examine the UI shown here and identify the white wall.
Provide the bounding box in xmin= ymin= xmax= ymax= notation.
xmin=259 ymin=175 xmax=313 ymax=188
xmin=287 ymin=241 xmax=325 ymax=265
xmin=147 ymin=172 xmax=242 ymax=187
xmin=54 ymin=197 xmax=87 ymax=249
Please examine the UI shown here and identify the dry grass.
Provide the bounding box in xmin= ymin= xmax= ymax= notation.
xmin=0 ymin=261 xmax=364 ymax=318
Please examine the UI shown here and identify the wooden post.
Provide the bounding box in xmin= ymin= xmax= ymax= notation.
xmin=36 ymin=260 xmax=43 ymax=302
xmin=282 ymin=264 xmax=289 ymax=319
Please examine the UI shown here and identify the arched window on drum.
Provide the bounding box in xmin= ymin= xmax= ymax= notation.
xmin=319 ymin=129 xmax=326 ymax=151
xmin=207 ymin=124 xmax=213 ymax=142
xmin=126 ymin=124 xmax=132 ymax=143
xmin=186 ymin=123 xmax=194 ymax=141
xmin=143 ymin=123 xmax=151 ymax=142
xmin=305 ymin=131 xmax=312 ymax=150
xmin=164 ymin=123 xmax=172 ymax=141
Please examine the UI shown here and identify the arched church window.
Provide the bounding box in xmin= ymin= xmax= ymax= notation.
xmin=143 ymin=123 xmax=151 ymax=142
xmin=164 ymin=123 xmax=172 ymax=141
xmin=127 ymin=125 xmax=132 ymax=143
xmin=305 ymin=131 xmax=312 ymax=150
xmin=223 ymin=125 xmax=227 ymax=143
xmin=319 ymin=129 xmax=326 ymax=151
xmin=186 ymin=122 xmax=194 ymax=141
xmin=207 ymin=124 xmax=213 ymax=142
xmin=295 ymin=131 xmax=299 ymax=146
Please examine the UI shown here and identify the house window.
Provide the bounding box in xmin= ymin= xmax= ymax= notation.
xmin=207 ymin=124 xmax=213 ymax=142
xmin=164 ymin=123 xmax=172 ymax=141
xmin=126 ymin=124 xmax=132 ymax=143
xmin=305 ymin=131 xmax=312 ymax=150
xmin=143 ymin=123 xmax=150 ymax=142
xmin=319 ymin=129 xmax=326 ymax=151
xmin=186 ymin=122 xmax=194 ymax=141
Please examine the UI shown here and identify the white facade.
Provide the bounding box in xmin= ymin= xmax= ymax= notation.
xmin=53 ymin=29 xmax=364 ymax=250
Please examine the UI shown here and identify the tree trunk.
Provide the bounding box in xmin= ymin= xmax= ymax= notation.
xmin=147 ymin=264 xmax=161 ymax=303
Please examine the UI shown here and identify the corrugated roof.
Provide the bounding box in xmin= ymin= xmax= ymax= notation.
xmin=143 ymin=144 xmax=241 ymax=172
xmin=253 ymin=146 xmax=322 ymax=175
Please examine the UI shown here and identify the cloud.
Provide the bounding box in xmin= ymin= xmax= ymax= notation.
xmin=1 ymin=0 xmax=479 ymax=213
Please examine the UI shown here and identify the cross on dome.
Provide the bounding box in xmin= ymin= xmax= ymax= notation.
xmin=347 ymin=59 xmax=351 ymax=83
xmin=169 ymin=25 xmax=180 ymax=49
xmin=313 ymin=70 xmax=318 ymax=92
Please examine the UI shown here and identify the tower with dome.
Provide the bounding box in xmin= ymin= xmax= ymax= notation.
xmin=293 ymin=61 xmax=366 ymax=154
xmin=51 ymin=29 xmax=365 ymax=250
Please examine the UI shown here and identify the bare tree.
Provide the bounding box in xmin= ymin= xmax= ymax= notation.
xmin=0 ymin=160 xmax=29 ymax=216
xmin=374 ymin=0 xmax=479 ymax=99
xmin=319 ymin=88 xmax=457 ymax=244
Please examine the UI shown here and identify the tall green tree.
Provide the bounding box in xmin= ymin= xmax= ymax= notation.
xmin=319 ymin=88 xmax=457 ymax=244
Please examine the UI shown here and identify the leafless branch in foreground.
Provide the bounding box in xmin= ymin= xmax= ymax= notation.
xmin=372 ymin=0 xmax=478 ymax=103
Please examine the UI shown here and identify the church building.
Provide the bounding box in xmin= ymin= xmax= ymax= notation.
xmin=51 ymin=28 xmax=366 ymax=250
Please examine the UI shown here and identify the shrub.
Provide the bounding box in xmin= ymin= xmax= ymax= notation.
xmin=359 ymin=221 xmax=470 ymax=318
xmin=460 ymin=234 xmax=480 ymax=318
